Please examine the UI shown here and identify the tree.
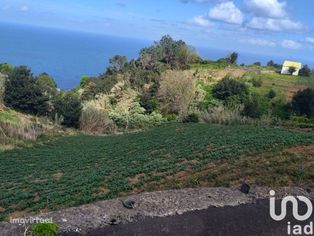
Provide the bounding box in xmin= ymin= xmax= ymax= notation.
xmin=267 ymin=60 xmax=275 ymax=67
xmin=291 ymin=88 xmax=314 ymax=118
xmin=253 ymin=62 xmax=261 ymax=66
xmin=212 ymin=77 xmax=249 ymax=102
xmin=108 ymin=55 xmax=128 ymax=73
xmin=53 ymin=92 xmax=82 ymax=128
xmin=36 ymin=73 xmax=57 ymax=97
xmin=227 ymin=52 xmax=238 ymax=65
xmin=0 ymin=63 xmax=14 ymax=75
xmin=288 ymin=67 xmax=296 ymax=75
xmin=267 ymin=60 xmax=281 ymax=70
xmin=299 ymin=65 xmax=311 ymax=77
xmin=140 ymin=83 xmax=159 ymax=113
xmin=4 ymin=66 xmax=49 ymax=115
xmin=80 ymin=76 xmax=91 ymax=88
xmin=158 ymin=71 xmax=195 ymax=117
xmin=139 ymin=35 xmax=199 ymax=70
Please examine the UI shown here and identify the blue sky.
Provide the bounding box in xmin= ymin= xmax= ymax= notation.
xmin=1 ymin=0 xmax=314 ymax=60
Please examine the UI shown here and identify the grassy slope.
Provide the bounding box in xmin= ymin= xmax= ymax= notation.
xmin=190 ymin=63 xmax=314 ymax=102
xmin=243 ymin=71 xmax=314 ymax=101
xmin=0 ymin=123 xmax=314 ymax=220
xmin=0 ymin=108 xmax=23 ymax=125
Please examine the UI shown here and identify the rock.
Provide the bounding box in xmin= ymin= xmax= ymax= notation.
xmin=121 ymin=199 xmax=135 ymax=209
xmin=240 ymin=183 xmax=250 ymax=194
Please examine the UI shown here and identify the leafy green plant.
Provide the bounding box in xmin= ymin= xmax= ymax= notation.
xmin=31 ymin=223 xmax=58 ymax=236
xmin=213 ymin=77 xmax=249 ymax=102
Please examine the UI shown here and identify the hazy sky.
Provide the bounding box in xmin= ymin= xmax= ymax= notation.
xmin=1 ymin=0 xmax=314 ymax=59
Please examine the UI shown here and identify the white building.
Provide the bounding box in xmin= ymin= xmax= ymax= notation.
xmin=281 ymin=60 xmax=302 ymax=76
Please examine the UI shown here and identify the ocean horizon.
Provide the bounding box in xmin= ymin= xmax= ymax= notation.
xmin=1 ymin=22 xmax=313 ymax=89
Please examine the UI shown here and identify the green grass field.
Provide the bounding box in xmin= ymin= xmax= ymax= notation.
xmin=0 ymin=123 xmax=314 ymax=220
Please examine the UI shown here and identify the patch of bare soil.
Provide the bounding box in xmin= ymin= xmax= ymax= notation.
xmin=285 ymin=144 xmax=314 ymax=154
xmin=287 ymin=85 xmax=304 ymax=100
xmin=52 ymin=171 xmax=64 ymax=181
xmin=176 ymin=159 xmax=200 ymax=166
xmin=6 ymin=211 xmax=29 ymax=221
xmin=0 ymin=207 xmax=5 ymax=213
xmin=231 ymin=68 xmax=247 ymax=78
xmin=33 ymin=192 xmax=40 ymax=202
xmin=128 ymin=173 xmax=146 ymax=185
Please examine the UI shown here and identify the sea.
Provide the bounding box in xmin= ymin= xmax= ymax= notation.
xmin=0 ymin=22 xmax=313 ymax=89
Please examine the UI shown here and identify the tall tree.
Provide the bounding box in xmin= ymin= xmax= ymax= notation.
xmin=4 ymin=66 xmax=49 ymax=115
xmin=299 ymin=65 xmax=311 ymax=77
xmin=227 ymin=52 xmax=238 ymax=65
xmin=108 ymin=55 xmax=128 ymax=73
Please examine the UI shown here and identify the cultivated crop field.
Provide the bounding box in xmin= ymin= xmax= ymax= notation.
xmin=0 ymin=123 xmax=314 ymax=220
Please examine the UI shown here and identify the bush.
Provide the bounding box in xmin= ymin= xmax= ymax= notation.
xmin=242 ymin=93 xmax=269 ymax=118
xmin=299 ymin=65 xmax=311 ymax=77
xmin=201 ymin=105 xmax=247 ymax=125
xmin=53 ymin=92 xmax=82 ymax=128
xmin=158 ymin=71 xmax=195 ymax=118
xmin=251 ymin=77 xmax=263 ymax=87
xmin=31 ymin=223 xmax=58 ymax=236
xmin=291 ymin=88 xmax=314 ymax=118
xmin=110 ymin=102 xmax=164 ymax=130
xmin=266 ymin=89 xmax=277 ymax=99
xmin=164 ymin=114 xmax=177 ymax=121
xmin=80 ymin=106 xmax=116 ymax=134
xmin=183 ymin=113 xmax=199 ymax=123
xmin=212 ymin=77 xmax=249 ymax=102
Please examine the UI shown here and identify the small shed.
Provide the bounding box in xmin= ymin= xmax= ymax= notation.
xmin=281 ymin=60 xmax=302 ymax=76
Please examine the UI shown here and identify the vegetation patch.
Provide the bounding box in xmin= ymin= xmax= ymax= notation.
xmin=0 ymin=123 xmax=314 ymax=220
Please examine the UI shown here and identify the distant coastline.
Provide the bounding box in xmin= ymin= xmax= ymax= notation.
xmin=1 ymin=22 xmax=313 ymax=89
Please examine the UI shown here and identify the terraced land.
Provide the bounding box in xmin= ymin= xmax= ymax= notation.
xmin=0 ymin=123 xmax=314 ymax=220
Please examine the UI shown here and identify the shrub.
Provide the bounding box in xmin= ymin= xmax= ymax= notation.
xmin=271 ymin=102 xmax=290 ymax=120
xmin=140 ymin=83 xmax=159 ymax=113
xmin=158 ymin=71 xmax=195 ymax=118
xmin=242 ymin=93 xmax=269 ymax=118
xmin=183 ymin=113 xmax=199 ymax=123
xmin=80 ymin=106 xmax=116 ymax=134
xmin=110 ymin=102 xmax=164 ymax=130
xmin=31 ymin=223 xmax=58 ymax=236
xmin=212 ymin=77 xmax=249 ymax=102
xmin=299 ymin=65 xmax=311 ymax=77
xmin=291 ymin=88 xmax=314 ymax=118
xmin=53 ymin=92 xmax=82 ymax=128
xmin=251 ymin=77 xmax=263 ymax=87
xmin=266 ymin=89 xmax=277 ymax=99
xmin=201 ymin=105 xmax=248 ymax=125
xmin=164 ymin=114 xmax=177 ymax=121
